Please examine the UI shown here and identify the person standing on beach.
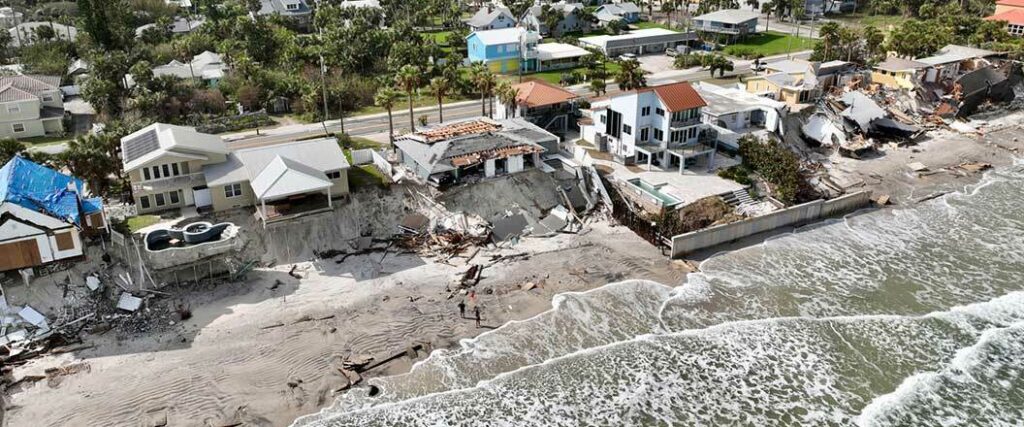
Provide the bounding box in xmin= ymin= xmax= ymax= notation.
xmin=474 ymin=306 xmax=481 ymax=328
xmin=457 ymin=300 xmax=466 ymax=318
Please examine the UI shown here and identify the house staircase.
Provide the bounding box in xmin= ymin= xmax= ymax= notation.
xmin=721 ymin=189 xmax=754 ymax=207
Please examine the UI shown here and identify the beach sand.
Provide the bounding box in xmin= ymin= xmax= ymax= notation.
xmin=2 ymin=220 xmax=684 ymax=427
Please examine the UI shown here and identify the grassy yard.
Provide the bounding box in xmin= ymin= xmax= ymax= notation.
xmin=343 ymin=149 xmax=388 ymax=188
xmin=632 ymin=21 xmax=673 ymax=30
xmin=124 ymin=215 xmax=161 ymax=233
xmin=513 ymin=62 xmax=623 ymax=86
xmin=18 ymin=135 xmax=73 ymax=146
xmin=826 ymin=13 xmax=905 ymax=32
xmin=722 ymin=31 xmax=816 ymax=58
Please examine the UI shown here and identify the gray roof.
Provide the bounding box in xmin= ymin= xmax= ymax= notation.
xmin=203 ymin=137 xmax=349 ymax=187
xmin=467 ymin=7 xmax=513 ymax=28
xmin=259 ymin=0 xmax=311 ymax=16
xmin=693 ymin=9 xmax=760 ymax=24
xmin=766 ymin=59 xmax=812 ymax=75
xmin=0 ymin=75 xmax=60 ymax=103
xmin=395 ymin=118 xmax=557 ymax=175
xmin=170 ymin=16 xmax=205 ymax=33
xmin=875 ymin=56 xmax=928 ymax=72
xmin=7 ymin=22 xmax=77 ymax=47
xmin=840 ymin=91 xmax=886 ymax=131
xmin=598 ymin=2 xmax=640 ymax=15
xmin=917 ymin=45 xmax=998 ymax=66
xmin=579 ymin=28 xmax=696 ymax=51
xmin=121 ymin=123 xmax=229 ymax=171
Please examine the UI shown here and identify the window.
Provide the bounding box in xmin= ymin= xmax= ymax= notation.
xmin=55 ymin=232 xmax=75 ymax=251
xmin=7 ymin=105 xmax=20 ymax=114
xmin=654 ymin=128 xmax=663 ymax=141
xmin=670 ymin=130 xmax=682 ymax=142
xmin=622 ymin=124 xmax=632 ymax=135
xmin=224 ymin=183 xmax=242 ymax=198
xmin=688 ymin=127 xmax=697 ymax=139
xmin=42 ymin=96 xmax=53 ymax=102
xmin=656 ymin=108 xmax=665 ymax=117
xmin=162 ymin=164 xmax=170 ymax=177
xmin=143 ymin=168 xmax=151 ymax=180
xmin=169 ymin=191 xmax=180 ymax=205
xmin=639 ymin=127 xmax=649 ymax=142
xmin=140 ymin=196 xmax=151 ymax=209
xmin=286 ymin=3 xmax=298 ymax=10
xmin=599 ymin=114 xmax=606 ymax=124
xmin=11 ymin=123 xmax=24 ymax=133
xmin=155 ymin=193 xmax=166 ymax=206
xmin=152 ymin=165 xmax=161 ymax=179
xmin=171 ymin=163 xmax=180 ymax=176
xmin=641 ymin=106 xmax=651 ymax=116
xmin=326 ymin=170 xmax=342 ymax=179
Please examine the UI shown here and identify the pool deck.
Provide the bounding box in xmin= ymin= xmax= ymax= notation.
xmin=591 ymin=154 xmax=745 ymax=206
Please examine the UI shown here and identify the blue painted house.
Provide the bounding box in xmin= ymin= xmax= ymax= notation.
xmin=466 ymin=27 xmax=540 ymax=73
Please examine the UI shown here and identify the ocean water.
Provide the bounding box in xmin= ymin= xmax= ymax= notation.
xmin=294 ymin=165 xmax=1024 ymax=426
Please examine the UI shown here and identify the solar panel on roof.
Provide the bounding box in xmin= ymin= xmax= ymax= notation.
xmin=122 ymin=129 xmax=160 ymax=164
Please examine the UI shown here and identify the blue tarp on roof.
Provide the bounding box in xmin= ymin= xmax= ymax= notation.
xmin=0 ymin=155 xmax=99 ymax=225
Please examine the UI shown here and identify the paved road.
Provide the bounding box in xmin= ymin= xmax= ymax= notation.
xmin=225 ymin=50 xmax=812 ymax=148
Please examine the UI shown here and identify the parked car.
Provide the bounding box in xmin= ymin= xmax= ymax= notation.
xmin=618 ymin=53 xmax=637 ymax=61
xmin=666 ymin=48 xmax=678 ymax=57
xmin=750 ymin=60 xmax=766 ymax=72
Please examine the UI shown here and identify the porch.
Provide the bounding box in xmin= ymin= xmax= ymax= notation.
xmin=256 ymin=192 xmax=335 ymax=224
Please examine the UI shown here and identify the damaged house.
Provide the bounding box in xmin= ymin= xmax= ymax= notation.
xmin=745 ymin=59 xmax=824 ymax=105
xmin=0 ymin=156 xmax=105 ymax=272
xmin=394 ymin=117 xmax=559 ymax=187
xmin=693 ymin=81 xmax=787 ymax=151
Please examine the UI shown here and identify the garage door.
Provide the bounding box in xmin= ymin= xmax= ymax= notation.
xmin=193 ymin=186 xmax=212 ymax=208
xmin=0 ymin=239 xmax=42 ymax=271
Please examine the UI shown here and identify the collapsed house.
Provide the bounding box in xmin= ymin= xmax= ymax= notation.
xmin=0 ymin=156 xmax=105 ymax=273
xmin=693 ymin=81 xmax=787 ymax=151
xmin=394 ymin=117 xmax=559 ymax=187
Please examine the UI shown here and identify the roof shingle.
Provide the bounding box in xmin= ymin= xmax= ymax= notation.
xmin=640 ymin=81 xmax=707 ymax=113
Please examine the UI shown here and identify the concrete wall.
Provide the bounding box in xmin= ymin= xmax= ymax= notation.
xmin=670 ymin=191 xmax=872 ymax=258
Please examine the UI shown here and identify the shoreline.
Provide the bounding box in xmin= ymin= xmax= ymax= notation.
xmin=2 ymin=221 xmax=685 ymax=427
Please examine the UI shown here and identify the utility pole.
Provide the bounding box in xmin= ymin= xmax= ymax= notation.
xmin=315 ymin=3 xmax=330 ymax=135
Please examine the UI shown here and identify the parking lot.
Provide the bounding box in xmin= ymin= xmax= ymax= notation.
xmin=636 ymin=53 xmax=677 ymax=74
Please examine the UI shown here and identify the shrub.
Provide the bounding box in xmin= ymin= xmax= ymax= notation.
xmin=737 ymin=137 xmax=803 ymax=204
xmin=717 ymin=165 xmax=752 ymax=186
xmin=723 ymin=46 xmax=758 ymax=59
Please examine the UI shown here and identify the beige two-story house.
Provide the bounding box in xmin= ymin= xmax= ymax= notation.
xmin=0 ymin=75 xmax=64 ymax=139
xmin=122 ymin=123 xmax=350 ymax=222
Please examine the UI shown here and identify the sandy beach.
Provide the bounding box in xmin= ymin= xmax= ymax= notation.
xmin=2 ymin=216 xmax=684 ymax=426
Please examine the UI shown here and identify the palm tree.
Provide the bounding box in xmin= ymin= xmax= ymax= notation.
xmin=469 ymin=63 xmax=496 ymax=117
xmin=707 ymin=54 xmax=734 ymax=77
xmin=761 ymin=2 xmax=772 ymax=32
xmin=863 ymin=25 xmax=884 ymax=61
xmin=428 ymin=76 xmax=452 ymax=124
xmin=590 ymin=78 xmax=607 ymax=96
xmin=394 ymin=65 xmax=421 ymax=133
xmin=614 ymin=59 xmax=646 ymax=91
xmin=495 ymin=80 xmax=518 ymax=118
xmin=374 ymin=87 xmax=400 ymax=149
xmin=818 ymin=22 xmax=841 ymax=61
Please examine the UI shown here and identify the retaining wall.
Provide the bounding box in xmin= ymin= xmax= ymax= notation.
xmin=670 ymin=191 xmax=872 ymax=258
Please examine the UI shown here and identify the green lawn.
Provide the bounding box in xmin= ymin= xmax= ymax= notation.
xmin=343 ymin=149 xmax=388 ymax=188
xmin=722 ymin=31 xmax=816 ymax=58
xmin=632 ymin=21 xmax=673 ymax=30
xmin=19 ymin=135 xmax=72 ymax=146
xmin=826 ymin=13 xmax=905 ymax=32
xmin=426 ymin=30 xmax=452 ymax=45
xmin=514 ymin=62 xmax=623 ymax=86
xmin=124 ymin=215 xmax=161 ymax=233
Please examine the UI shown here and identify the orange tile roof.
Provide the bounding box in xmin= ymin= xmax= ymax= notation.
xmin=997 ymin=0 xmax=1024 ymax=7
xmin=986 ymin=9 xmax=1024 ymax=24
xmin=513 ymin=80 xmax=578 ymax=108
xmin=638 ymin=81 xmax=707 ymax=113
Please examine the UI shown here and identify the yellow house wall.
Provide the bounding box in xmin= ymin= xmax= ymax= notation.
xmin=210 ymin=181 xmax=255 ymax=212
xmin=871 ymin=70 xmax=916 ymax=90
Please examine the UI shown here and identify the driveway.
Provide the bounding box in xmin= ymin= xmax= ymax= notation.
xmin=637 ymin=54 xmax=677 ymax=74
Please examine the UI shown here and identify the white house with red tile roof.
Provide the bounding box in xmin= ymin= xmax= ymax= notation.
xmin=579 ymin=81 xmax=720 ymax=172
xmin=986 ymin=0 xmax=1024 ymax=36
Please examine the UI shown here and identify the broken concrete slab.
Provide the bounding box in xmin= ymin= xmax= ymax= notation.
xmin=85 ymin=275 xmax=101 ymax=291
xmin=907 ymin=162 xmax=929 ymax=172
xmin=18 ymin=306 xmax=48 ymax=330
xmin=116 ymin=293 xmax=143 ymax=312
xmin=398 ymin=213 xmax=430 ymax=234
xmin=491 ymin=213 xmax=529 ymax=242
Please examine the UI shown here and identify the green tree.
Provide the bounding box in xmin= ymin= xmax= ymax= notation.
xmin=589 ymin=78 xmax=606 ymax=96
xmin=469 ymin=63 xmax=496 ymax=117
xmin=374 ymin=86 xmax=400 ymax=148
xmin=614 ymin=59 xmax=646 ymax=91
xmin=428 ymin=76 xmax=452 ymax=123
xmin=862 ymin=25 xmax=884 ymax=61
xmin=394 ymin=65 xmax=421 ymax=132
xmin=77 ymin=0 xmax=134 ymax=51
xmin=495 ymin=80 xmax=518 ymax=118
xmin=540 ymin=5 xmax=563 ymax=35
xmin=0 ymin=139 xmax=25 ymax=166
xmin=818 ymin=22 xmax=841 ymax=62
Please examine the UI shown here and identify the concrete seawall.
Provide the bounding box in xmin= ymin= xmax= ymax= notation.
xmin=670 ymin=191 xmax=873 ymax=258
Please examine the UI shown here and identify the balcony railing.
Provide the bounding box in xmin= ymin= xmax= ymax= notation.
xmin=670 ymin=116 xmax=702 ymax=129
xmin=133 ymin=173 xmax=205 ymax=193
